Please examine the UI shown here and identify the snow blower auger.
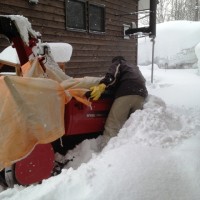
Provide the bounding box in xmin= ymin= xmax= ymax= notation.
xmin=0 ymin=15 xmax=113 ymax=187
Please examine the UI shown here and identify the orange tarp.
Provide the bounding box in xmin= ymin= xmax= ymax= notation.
xmin=21 ymin=58 xmax=93 ymax=106
xmin=0 ymin=76 xmax=66 ymax=170
xmin=0 ymin=58 xmax=100 ymax=170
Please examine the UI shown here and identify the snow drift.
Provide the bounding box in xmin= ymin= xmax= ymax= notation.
xmin=138 ymin=21 xmax=200 ymax=69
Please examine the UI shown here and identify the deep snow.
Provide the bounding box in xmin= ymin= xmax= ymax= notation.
xmin=0 ymin=65 xmax=199 ymax=200
xmin=0 ymin=20 xmax=200 ymax=200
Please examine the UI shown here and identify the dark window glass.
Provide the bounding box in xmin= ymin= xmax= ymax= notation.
xmin=66 ymin=0 xmax=86 ymax=31
xmin=89 ymin=4 xmax=105 ymax=33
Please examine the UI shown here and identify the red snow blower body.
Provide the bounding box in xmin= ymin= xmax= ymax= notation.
xmin=0 ymin=15 xmax=113 ymax=187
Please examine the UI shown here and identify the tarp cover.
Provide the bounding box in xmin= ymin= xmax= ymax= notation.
xmin=0 ymin=76 xmax=66 ymax=170
xmin=21 ymin=58 xmax=100 ymax=105
xmin=0 ymin=58 xmax=101 ymax=170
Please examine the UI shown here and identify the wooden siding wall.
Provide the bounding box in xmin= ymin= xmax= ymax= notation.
xmin=0 ymin=0 xmax=138 ymax=77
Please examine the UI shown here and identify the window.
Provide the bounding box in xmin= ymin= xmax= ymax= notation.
xmin=65 ymin=0 xmax=105 ymax=33
xmin=66 ymin=0 xmax=87 ymax=31
xmin=89 ymin=3 xmax=105 ymax=33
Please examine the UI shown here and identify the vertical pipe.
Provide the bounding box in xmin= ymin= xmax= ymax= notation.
xmin=151 ymin=37 xmax=155 ymax=83
xmin=150 ymin=0 xmax=157 ymax=83
xmin=149 ymin=0 xmax=157 ymax=37
xmin=195 ymin=0 xmax=199 ymax=21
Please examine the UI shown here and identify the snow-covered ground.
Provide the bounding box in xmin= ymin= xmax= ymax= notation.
xmin=0 ymin=65 xmax=199 ymax=200
xmin=0 ymin=19 xmax=200 ymax=200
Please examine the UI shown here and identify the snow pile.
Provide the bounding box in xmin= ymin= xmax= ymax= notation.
xmin=138 ymin=21 xmax=200 ymax=68
xmin=0 ymin=66 xmax=200 ymax=200
xmin=46 ymin=43 xmax=73 ymax=63
xmin=120 ymin=95 xmax=199 ymax=148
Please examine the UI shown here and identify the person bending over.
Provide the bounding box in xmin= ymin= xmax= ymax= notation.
xmin=90 ymin=56 xmax=148 ymax=140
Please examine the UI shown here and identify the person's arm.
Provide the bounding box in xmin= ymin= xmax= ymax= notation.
xmin=100 ymin=63 xmax=121 ymax=88
xmin=90 ymin=62 xmax=121 ymax=100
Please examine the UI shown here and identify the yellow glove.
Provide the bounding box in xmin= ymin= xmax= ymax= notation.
xmin=90 ymin=83 xmax=106 ymax=100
